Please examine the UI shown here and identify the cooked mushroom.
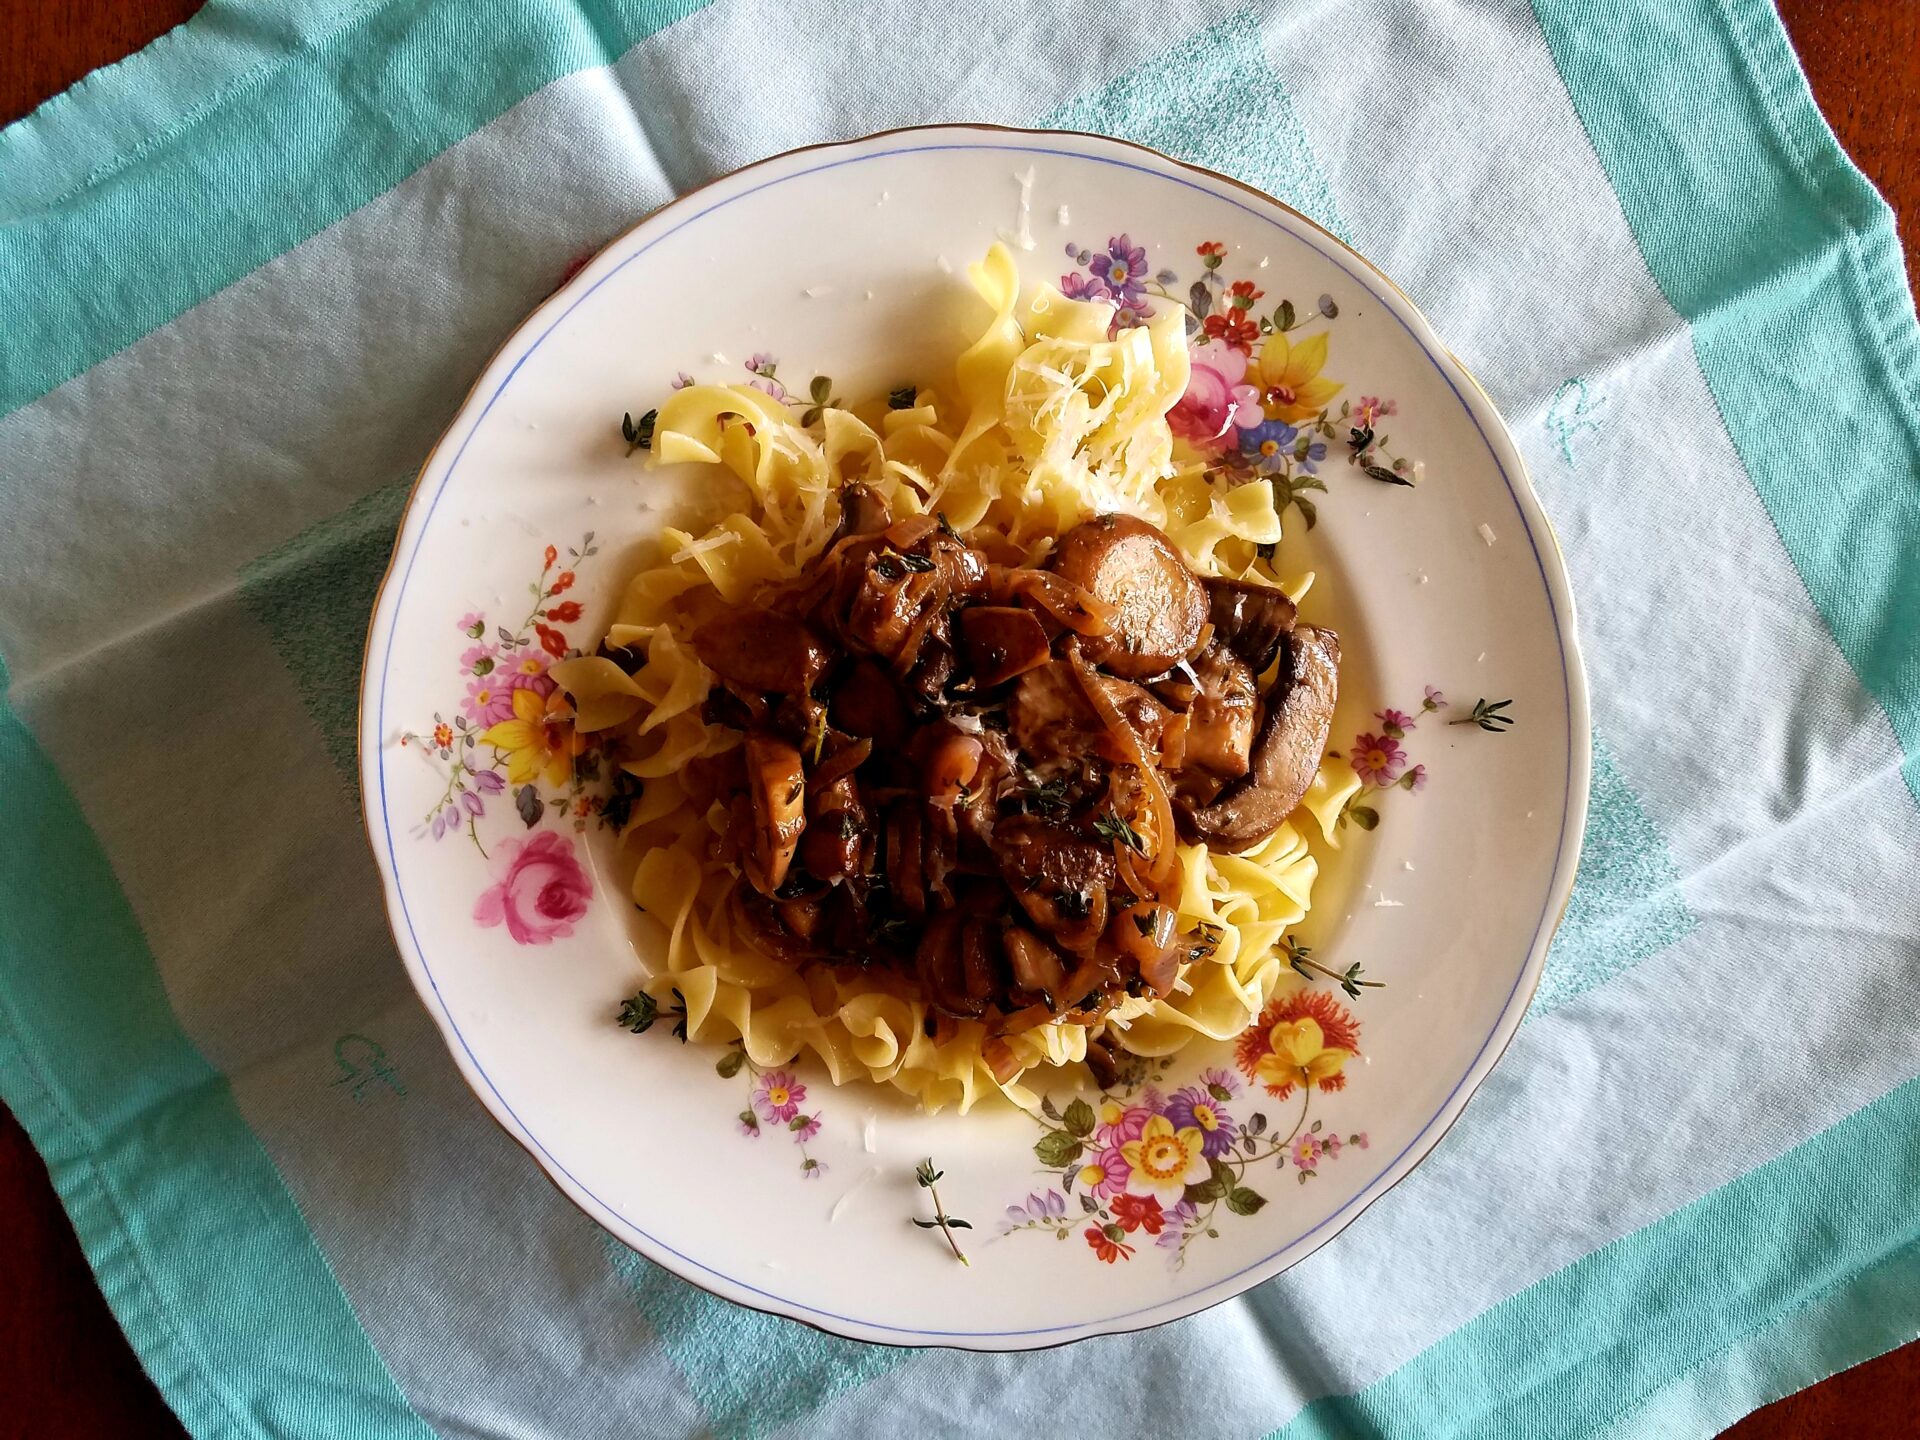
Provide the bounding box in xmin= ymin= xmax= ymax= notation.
xmin=742 ymin=733 xmax=808 ymax=894
xmin=692 ymin=608 xmax=829 ymax=696
xmin=1003 ymin=923 xmax=1069 ymax=1006
xmin=1205 ymin=576 xmax=1297 ymax=675
xmin=1177 ymin=625 xmax=1340 ymax=851
xmin=832 ymin=482 xmax=892 ymax=542
xmin=1181 ymin=645 xmax=1259 ymax=779
xmin=799 ymin=770 xmax=867 ymax=882
xmin=829 ymin=658 xmax=909 ymax=747
xmin=992 ymin=817 xmax=1114 ymax=952
xmin=958 ymin=605 xmax=1051 ymax=687
xmin=1048 ymin=515 xmax=1208 ymax=678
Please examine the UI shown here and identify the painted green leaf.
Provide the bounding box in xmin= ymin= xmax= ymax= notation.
xmin=1034 ymin=1131 xmax=1083 ymax=1168
xmin=715 ymin=1049 xmax=747 ymax=1079
xmin=1063 ymin=1098 xmax=1096 ymax=1137
xmin=1227 ymin=1187 xmax=1267 ymax=1215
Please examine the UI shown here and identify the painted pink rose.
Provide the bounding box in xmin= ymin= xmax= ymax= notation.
xmin=473 ymin=830 xmax=592 ymax=944
xmin=1169 ymin=341 xmax=1262 ymax=451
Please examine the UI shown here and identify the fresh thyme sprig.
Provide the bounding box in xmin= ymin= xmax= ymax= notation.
xmin=1092 ymin=810 xmax=1147 ymax=852
xmin=615 ymin=987 xmax=689 ymax=1039
xmin=913 ymin=1159 xmax=971 ymax=1266
xmin=1283 ymin=939 xmax=1384 ymax=1000
xmin=1449 ymin=697 xmax=1515 ymax=733
xmin=621 ymin=409 xmax=656 ymax=455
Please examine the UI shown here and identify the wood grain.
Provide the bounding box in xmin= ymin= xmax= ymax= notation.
xmin=0 ymin=2 xmax=1914 ymax=1436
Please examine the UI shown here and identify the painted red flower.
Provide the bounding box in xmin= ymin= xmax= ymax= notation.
xmin=1110 ymin=1193 xmax=1166 ymax=1235
xmin=535 ymin=623 xmax=568 ymax=658
xmin=545 ymin=600 xmax=583 ymax=623
xmin=551 ymin=570 xmax=575 ymax=593
xmin=1196 ymin=240 xmax=1227 ymax=260
xmin=1203 ymin=311 xmax=1260 ymax=354
xmin=1228 ymin=279 xmax=1265 ymax=309
xmin=1235 ymin=983 xmax=1363 ymax=1099
xmin=543 ymin=544 xmax=558 ymax=570
xmin=1084 ymin=1224 xmax=1134 ymax=1263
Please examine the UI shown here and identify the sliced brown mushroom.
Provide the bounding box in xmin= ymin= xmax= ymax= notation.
xmin=832 ymin=482 xmax=892 ymax=543
xmin=1181 ymin=645 xmax=1259 ymax=779
xmin=1205 ymin=576 xmax=1297 ymax=675
xmin=1003 ymin=923 xmax=1069 ymax=1007
xmin=742 ymin=733 xmax=808 ymax=894
xmin=1177 ymin=625 xmax=1340 ymax=851
xmin=799 ymin=769 xmax=867 ymax=883
xmin=1048 ymin=515 xmax=1208 ymax=678
xmin=829 ymin=658 xmax=909 ymax=747
xmin=958 ymin=605 xmax=1052 ymax=687
xmin=692 ymin=608 xmax=829 ymax=696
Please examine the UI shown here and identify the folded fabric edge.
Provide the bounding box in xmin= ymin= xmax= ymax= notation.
xmin=1589 ymin=1240 xmax=1920 ymax=1440
xmin=1262 ymin=1072 xmax=1920 ymax=1439
xmin=0 ymin=0 xmax=367 ymax=215
xmin=0 ymin=1038 xmax=225 ymax=1439
xmin=0 ymin=659 xmax=434 ymax=1440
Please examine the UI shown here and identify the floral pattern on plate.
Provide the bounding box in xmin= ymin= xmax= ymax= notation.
xmin=1006 ymin=977 xmax=1367 ymax=1267
xmin=404 ymin=535 xmax=636 ymax=944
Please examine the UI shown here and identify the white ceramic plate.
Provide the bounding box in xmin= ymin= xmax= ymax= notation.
xmin=360 ymin=126 xmax=1589 ymax=1349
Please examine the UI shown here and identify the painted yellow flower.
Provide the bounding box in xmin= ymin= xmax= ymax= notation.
xmin=1255 ymin=1017 xmax=1353 ymax=1097
xmin=482 ymin=686 xmax=585 ymax=787
xmin=1253 ymin=329 xmax=1342 ymax=423
xmin=1120 ymin=1114 xmax=1211 ymax=1206
xmin=1236 ymin=982 xmax=1362 ymax=1099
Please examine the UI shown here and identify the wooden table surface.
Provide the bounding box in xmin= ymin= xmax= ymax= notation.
xmin=2 ymin=2 xmax=1916 ymax=1435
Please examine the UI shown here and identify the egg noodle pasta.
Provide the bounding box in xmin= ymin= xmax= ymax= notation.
xmin=566 ymin=244 xmax=1363 ymax=1112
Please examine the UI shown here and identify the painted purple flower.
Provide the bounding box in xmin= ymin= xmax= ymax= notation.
xmin=1138 ymin=1084 xmax=1167 ymax=1115
xmin=1060 ymin=271 xmax=1114 ymax=304
xmin=753 ymin=1070 xmax=806 ymax=1124
xmin=1005 ymin=1191 xmax=1068 ymax=1228
xmin=1350 ymin=731 xmax=1408 ymax=786
xmin=791 ymin=1114 xmax=821 ymax=1143
xmin=473 ymin=830 xmax=593 ymax=945
xmin=1291 ymin=1134 xmax=1321 ymax=1170
xmin=459 ymin=611 xmax=485 ymax=636
xmin=745 ymin=352 xmax=777 ymax=374
xmin=671 ymin=370 xmax=695 ymax=389
xmin=462 ymin=675 xmax=517 ymax=727
xmin=737 ymin=1110 xmax=761 ymax=1138
xmin=1201 ymin=1067 xmax=1240 ymax=1098
xmin=1424 ymin=686 xmax=1447 ymax=710
xmin=1169 ymin=341 xmax=1262 ymax=451
xmin=1155 ymin=1198 xmax=1198 ymax=1250
xmin=430 ymin=811 xmax=448 ymax=840
xmin=748 ymin=375 xmax=788 ymax=401
xmin=1403 ymin=763 xmax=1429 ymax=792
xmin=1321 ymin=1133 xmax=1343 ymax=1156
xmin=1297 ymin=438 xmax=1329 ymax=474
xmin=1073 ymin=1145 xmax=1132 ymax=1200
xmin=472 ymin=769 xmax=506 ymax=794
xmin=460 ymin=642 xmax=498 ymax=674
xmin=1240 ymin=420 xmax=1298 ymax=474
xmin=1352 ymin=1132 xmax=1370 ymax=1149
xmin=1164 ymin=1086 xmax=1238 ymax=1158
xmin=460 ymin=789 xmax=484 ymax=818
xmin=1109 ymin=299 xmax=1155 ymax=334
xmin=800 ymin=1157 xmax=826 ymax=1180
xmin=1092 ymin=234 xmax=1150 ymax=305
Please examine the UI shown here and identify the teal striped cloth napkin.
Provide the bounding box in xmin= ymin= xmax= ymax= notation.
xmin=3 ymin=2 xmax=1917 ymax=1436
